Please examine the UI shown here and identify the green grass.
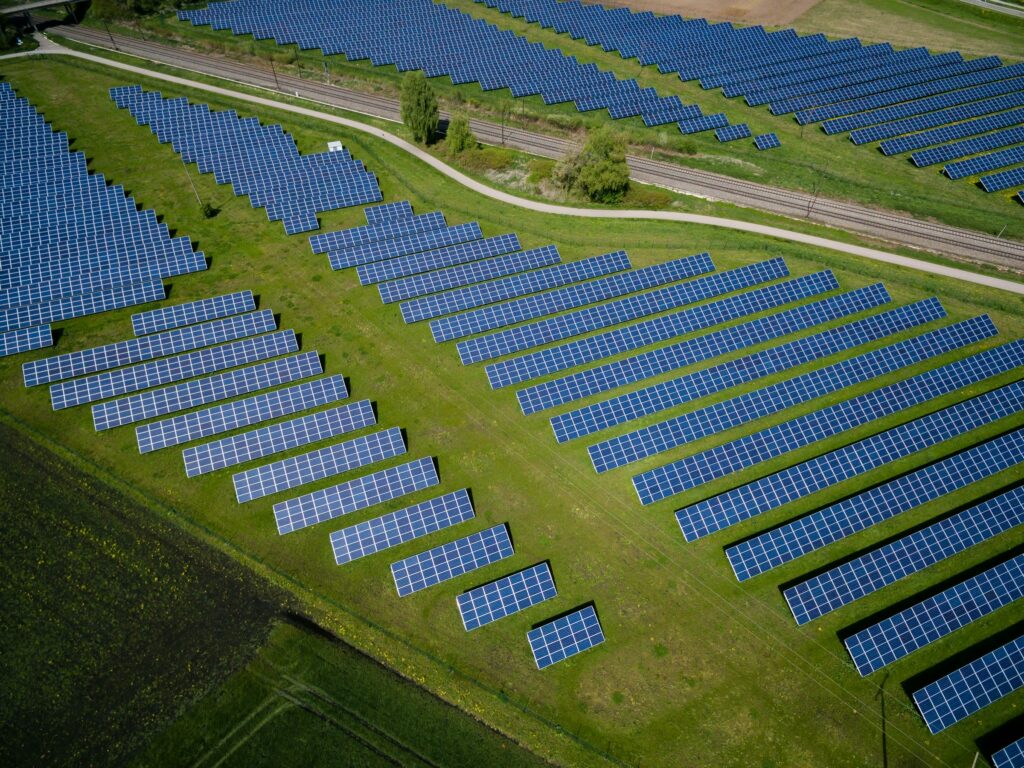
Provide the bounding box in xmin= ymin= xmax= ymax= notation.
xmin=796 ymin=0 xmax=1024 ymax=61
xmin=2 ymin=54 xmax=1024 ymax=767
xmin=67 ymin=4 xmax=1024 ymax=244
xmin=135 ymin=620 xmax=553 ymax=768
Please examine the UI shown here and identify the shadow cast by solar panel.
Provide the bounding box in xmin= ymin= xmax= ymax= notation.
xmin=50 ymin=326 xmax=65 ymax=346
xmin=898 ymin=618 xmax=1024 ymax=699
xmin=723 ymin=423 xmax=1024 ymax=556
xmin=835 ymin=539 xmax=1024 ymax=644
xmin=776 ymin=479 xmax=1024 ymax=595
xmin=977 ymin=714 xmax=1024 ymax=759
xmin=529 ymin=599 xmax=597 ymax=631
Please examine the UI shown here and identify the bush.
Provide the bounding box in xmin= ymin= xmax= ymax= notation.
xmin=445 ymin=115 xmax=475 ymax=155
xmin=555 ymin=126 xmax=630 ymax=203
xmin=400 ymin=72 xmax=439 ymax=145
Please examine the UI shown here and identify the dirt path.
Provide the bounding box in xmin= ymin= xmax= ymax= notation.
xmin=584 ymin=0 xmax=825 ymax=25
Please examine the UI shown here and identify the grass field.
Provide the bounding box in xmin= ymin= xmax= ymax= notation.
xmin=2 ymin=53 xmax=1024 ymax=767
xmin=64 ymin=3 xmax=1024 ymax=245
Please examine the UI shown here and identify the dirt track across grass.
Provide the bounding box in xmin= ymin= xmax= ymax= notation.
xmin=583 ymin=0 xmax=824 ymax=25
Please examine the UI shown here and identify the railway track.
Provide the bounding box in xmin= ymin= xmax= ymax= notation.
xmin=47 ymin=22 xmax=1024 ymax=271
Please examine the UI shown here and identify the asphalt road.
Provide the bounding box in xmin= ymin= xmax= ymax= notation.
xmin=36 ymin=22 xmax=1024 ymax=274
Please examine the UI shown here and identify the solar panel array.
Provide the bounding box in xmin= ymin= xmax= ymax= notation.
xmin=110 ymin=85 xmax=382 ymax=234
xmin=131 ymin=290 xmax=256 ymax=336
xmin=552 ymin=293 xmax=934 ymax=442
xmin=726 ymin=426 xmax=1024 ymax=582
xmin=945 ymin=146 xmax=1024 ymax=181
xmin=309 ymin=210 xmax=446 ymax=255
xmin=488 ymin=270 xmax=839 ymax=390
xmin=467 ymin=0 xmax=1024 ymax=203
xmin=330 ymin=222 xmax=484 ymax=271
xmin=0 ymin=82 xmax=204 ymax=353
xmin=784 ymin=485 xmax=1024 ymax=625
xmin=631 ymin=319 xmax=1004 ymax=504
xmin=93 ymin=350 xmax=323 ymax=431
xmin=357 ymin=232 xmax=522 ymax=285
xmin=180 ymin=0 xmax=732 ymax=139
xmin=982 ymin=166 xmax=1024 ymax=193
xmin=754 ymin=133 xmax=781 ymax=150
xmin=992 ymin=737 xmax=1024 ymax=768
xmin=137 ymin=374 xmax=349 ymax=453
xmin=912 ymin=635 xmax=1024 ymax=734
xmin=330 ymin=489 xmax=475 ymax=565
xmin=845 ymin=554 xmax=1024 ymax=676
xmin=25 ymin=309 xmax=277 ymax=387
xmin=677 ymin=373 xmax=1024 ymax=542
xmin=440 ymin=251 xmax=717 ymax=347
xmin=460 ymin=256 xmax=785 ymax=366
xmin=521 ymin=283 xmax=896 ymax=417
xmin=184 ymin=399 xmax=376 ymax=477
xmin=527 ymin=605 xmax=605 ymax=669
xmin=391 ymin=524 xmax=514 ymax=597
xmin=274 ymin=456 xmax=439 ymax=535
xmin=714 ymin=123 xmax=751 ymax=143
xmin=233 ymin=425 xmax=405 ymax=503
xmin=457 ymin=563 xmax=557 ymax=630
xmin=912 ymin=127 xmax=1024 ymax=168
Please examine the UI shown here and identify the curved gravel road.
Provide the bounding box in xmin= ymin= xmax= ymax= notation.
xmin=12 ymin=34 xmax=1024 ymax=297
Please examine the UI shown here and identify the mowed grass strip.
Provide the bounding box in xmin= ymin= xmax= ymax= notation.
xmin=1 ymin=55 xmax=1023 ymax=767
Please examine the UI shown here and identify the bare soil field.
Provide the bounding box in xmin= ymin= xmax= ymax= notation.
xmin=585 ymin=0 xmax=824 ymax=25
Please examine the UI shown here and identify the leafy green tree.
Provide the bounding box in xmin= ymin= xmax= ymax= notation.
xmin=400 ymin=72 xmax=439 ymax=145
xmin=555 ymin=127 xmax=630 ymax=203
xmin=445 ymin=115 xmax=475 ymax=155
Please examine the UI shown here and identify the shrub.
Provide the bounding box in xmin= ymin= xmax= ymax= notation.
xmin=400 ymin=72 xmax=439 ymax=145
xmin=445 ymin=115 xmax=476 ymax=155
xmin=555 ymin=126 xmax=630 ymax=203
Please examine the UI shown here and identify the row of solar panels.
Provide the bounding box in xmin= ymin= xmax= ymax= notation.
xmin=0 ymin=83 xmax=209 ymax=357
xmin=313 ymin=198 xmax=1022 ymax=740
xmin=177 ymin=0 xmax=736 ymax=138
xmin=475 ymin=0 xmax=1024 ymax=199
xmin=109 ymin=86 xmax=382 ymax=234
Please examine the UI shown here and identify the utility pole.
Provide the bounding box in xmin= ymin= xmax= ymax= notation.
xmin=269 ymin=57 xmax=280 ymax=90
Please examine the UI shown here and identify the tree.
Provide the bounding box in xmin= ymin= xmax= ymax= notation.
xmin=445 ymin=115 xmax=475 ymax=155
xmin=400 ymin=72 xmax=439 ymax=145
xmin=554 ymin=126 xmax=629 ymax=203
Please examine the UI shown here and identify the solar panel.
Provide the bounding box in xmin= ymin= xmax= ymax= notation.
xmin=391 ymin=524 xmax=514 ymax=597
xmin=630 ymin=318 xmax=1004 ymax=501
xmin=380 ymin=245 xmax=561 ymax=305
xmin=754 ymin=133 xmax=781 ymax=150
xmin=93 ymin=350 xmax=323 ymax=431
xmin=184 ymin=399 xmax=375 ymax=477
xmin=25 ymin=309 xmax=277 ymax=387
xmin=911 ymin=126 xmax=1024 ymax=168
xmin=881 ymin=108 xmax=1024 ymax=157
xmin=677 ymin=373 xmax=1024 ymax=542
xmin=50 ymin=329 xmax=298 ymax=411
xmin=487 ymin=270 xmax=839 ymax=389
xmin=328 ymin=222 xmax=483 ymax=271
xmin=274 ymin=456 xmax=438 ymax=535
xmin=459 ymin=257 xmax=784 ymax=365
xmin=992 ymin=737 xmax=1024 ymax=768
xmin=363 ymin=200 xmax=413 ymax=225
xmin=436 ymin=251 xmax=714 ymax=345
xmin=726 ymin=426 xmax=1024 ymax=581
xmin=521 ymin=283 xmax=896 ymax=417
xmin=330 ymin=488 xmax=474 ymax=564
xmin=400 ymin=250 xmax=628 ymax=324
xmin=552 ymin=293 xmax=936 ymax=441
xmin=137 ymin=374 xmax=347 ymax=453
xmin=0 ymin=279 xmax=164 ymax=334
xmin=528 ymin=605 xmax=605 ymax=669
xmin=912 ymin=634 xmax=1024 ymax=734
xmin=131 ymin=290 xmax=256 ymax=336
xmin=945 ymin=146 xmax=1024 ymax=180
xmin=310 ymin=210 xmax=446 ymax=254
xmin=0 ymin=324 xmax=52 ymax=358
xmin=457 ymin=563 xmax=557 ymax=631
xmin=845 ymin=554 xmax=1024 ymax=676
xmin=356 ymin=233 xmax=521 ymax=285
xmin=980 ymin=165 xmax=1024 ymax=193
xmin=232 ymin=425 xmax=405 ymax=503
xmin=714 ymin=123 xmax=751 ymax=142
xmin=784 ymin=485 xmax=1024 ymax=625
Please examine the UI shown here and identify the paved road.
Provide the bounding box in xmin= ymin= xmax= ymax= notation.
xmin=42 ymin=23 xmax=1024 ymax=272
xmin=17 ymin=34 xmax=1024 ymax=298
xmin=960 ymin=0 xmax=1024 ymax=19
